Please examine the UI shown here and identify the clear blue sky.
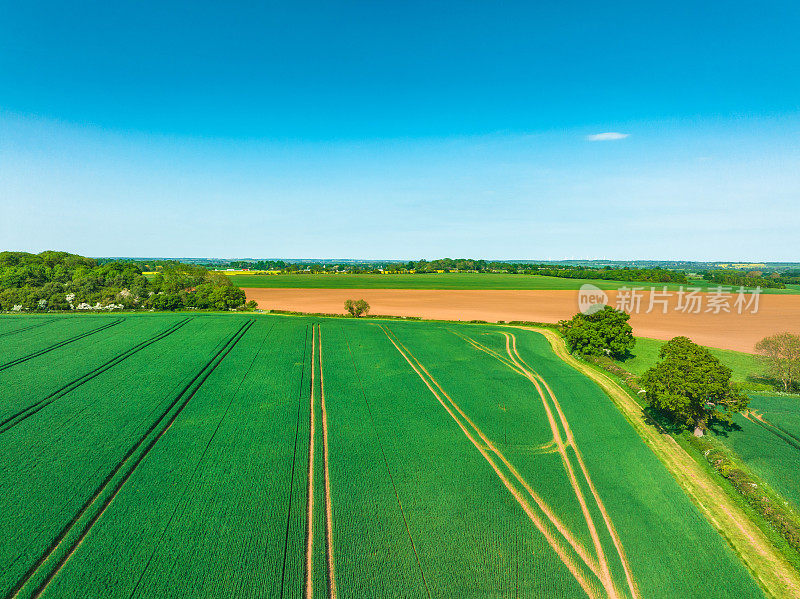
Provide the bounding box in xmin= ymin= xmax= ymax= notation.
xmin=1 ymin=1 xmax=798 ymax=260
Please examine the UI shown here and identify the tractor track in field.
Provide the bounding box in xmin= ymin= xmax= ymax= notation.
xmin=317 ymin=326 xmax=338 ymax=599
xmin=522 ymin=326 xmax=800 ymax=599
xmin=0 ymin=318 xmax=124 ymax=372
xmin=305 ymin=326 xmax=318 ymax=599
xmin=0 ymin=319 xmax=55 ymax=339
xmin=7 ymin=319 xmax=253 ymax=599
xmin=280 ymin=325 xmax=310 ymax=599
xmin=402 ymin=328 xmax=604 ymax=582
xmin=0 ymin=318 xmax=193 ymax=434
xmin=454 ymin=327 xmax=638 ymax=599
xmin=126 ymin=320 xmax=274 ymax=599
xmin=304 ymin=324 xmax=338 ymax=599
xmin=343 ymin=327 xmax=432 ymax=599
xmin=743 ymin=411 xmax=800 ymax=452
xmin=380 ymin=325 xmax=603 ymax=599
xmin=503 ymin=332 xmax=638 ymax=599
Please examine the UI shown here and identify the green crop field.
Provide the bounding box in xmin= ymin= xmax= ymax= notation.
xmin=0 ymin=313 xmax=767 ymax=598
xmin=225 ymin=272 xmax=799 ymax=293
xmin=709 ymin=394 xmax=800 ymax=512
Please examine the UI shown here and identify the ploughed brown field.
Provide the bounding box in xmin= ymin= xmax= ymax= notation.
xmin=244 ymin=288 xmax=800 ymax=353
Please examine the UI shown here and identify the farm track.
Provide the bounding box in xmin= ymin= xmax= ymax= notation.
xmin=317 ymin=327 xmax=337 ymax=599
xmin=0 ymin=317 xmax=193 ymax=434
xmin=342 ymin=327 xmax=432 ymax=598
xmin=305 ymin=325 xmax=337 ymax=599
xmin=280 ymin=326 xmax=310 ymax=599
xmin=451 ymin=329 xmax=637 ymax=599
xmin=523 ymin=326 xmax=800 ymax=599
xmin=0 ymin=320 xmax=55 ymax=339
xmin=305 ymin=326 xmax=317 ymax=599
xmin=7 ymin=319 xmax=254 ymax=599
xmin=0 ymin=318 xmax=123 ymax=372
xmin=380 ymin=325 xmax=603 ymax=599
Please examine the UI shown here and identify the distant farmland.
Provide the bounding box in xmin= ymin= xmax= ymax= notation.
xmin=228 ymin=272 xmax=800 ymax=293
xmin=0 ymin=314 xmax=768 ymax=598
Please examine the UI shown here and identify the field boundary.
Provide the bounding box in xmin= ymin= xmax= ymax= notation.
xmin=524 ymin=325 xmax=800 ymax=599
xmin=8 ymin=319 xmax=254 ymax=599
xmin=0 ymin=318 xmax=124 ymax=372
xmin=0 ymin=317 xmax=193 ymax=434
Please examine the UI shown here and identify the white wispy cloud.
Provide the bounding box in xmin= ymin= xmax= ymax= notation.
xmin=586 ymin=132 xmax=629 ymax=141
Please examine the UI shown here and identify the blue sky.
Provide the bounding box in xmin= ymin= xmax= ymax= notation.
xmin=1 ymin=1 xmax=799 ymax=260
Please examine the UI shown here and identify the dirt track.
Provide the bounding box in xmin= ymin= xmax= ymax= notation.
xmin=244 ymin=288 xmax=800 ymax=353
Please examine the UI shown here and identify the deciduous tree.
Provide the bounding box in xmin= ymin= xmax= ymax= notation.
xmin=755 ymin=332 xmax=800 ymax=392
xmin=641 ymin=336 xmax=749 ymax=436
xmin=558 ymin=306 xmax=634 ymax=358
xmin=344 ymin=299 xmax=370 ymax=317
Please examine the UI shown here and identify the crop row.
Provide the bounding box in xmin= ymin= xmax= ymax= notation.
xmin=0 ymin=318 xmax=123 ymax=372
xmin=0 ymin=317 xmax=244 ymax=597
xmin=0 ymin=317 xmax=193 ymax=433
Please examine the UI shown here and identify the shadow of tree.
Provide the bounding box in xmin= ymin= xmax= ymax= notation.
xmin=707 ymin=419 xmax=743 ymax=438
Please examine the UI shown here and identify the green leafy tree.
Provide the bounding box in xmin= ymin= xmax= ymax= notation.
xmin=209 ymin=286 xmax=247 ymax=310
xmin=558 ymin=306 xmax=634 ymax=358
xmin=641 ymin=336 xmax=749 ymax=436
xmin=344 ymin=299 xmax=370 ymax=317
xmin=755 ymin=332 xmax=800 ymax=392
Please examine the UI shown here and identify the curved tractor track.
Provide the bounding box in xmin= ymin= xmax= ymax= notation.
xmin=521 ymin=326 xmax=800 ymax=599
xmin=381 ymin=324 xmax=634 ymax=599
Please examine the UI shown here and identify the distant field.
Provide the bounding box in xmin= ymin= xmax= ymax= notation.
xmin=618 ymin=337 xmax=765 ymax=383
xmin=245 ymin=288 xmax=800 ymax=353
xmin=229 ymin=272 xmax=799 ymax=293
xmin=0 ymin=313 xmax=763 ymax=598
xmin=711 ymin=394 xmax=800 ymax=513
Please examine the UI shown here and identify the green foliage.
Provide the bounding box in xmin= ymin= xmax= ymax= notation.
xmin=344 ymin=298 xmax=370 ymax=317
xmin=702 ymin=269 xmax=785 ymax=289
xmin=641 ymin=337 xmax=749 ymax=433
xmin=0 ymin=251 xmax=247 ymax=312
xmin=709 ymin=395 xmax=800 ymax=514
xmin=558 ymin=306 xmax=635 ymax=358
xmin=755 ymin=332 xmax=800 ymax=392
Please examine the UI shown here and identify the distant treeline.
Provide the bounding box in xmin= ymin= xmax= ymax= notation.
xmin=385 ymin=259 xmax=690 ymax=283
xmin=225 ymin=260 xmax=288 ymax=270
xmin=224 ymin=257 xmax=689 ymax=283
xmin=0 ymin=251 xmax=250 ymax=312
xmin=703 ymin=270 xmax=786 ymax=289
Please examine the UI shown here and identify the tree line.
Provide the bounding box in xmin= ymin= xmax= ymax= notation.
xmin=703 ymin=269 xmax=786 ymax=289
xmin=0 ymin=251 xmax=251 ymax=312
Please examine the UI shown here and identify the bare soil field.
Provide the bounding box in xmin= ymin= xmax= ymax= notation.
xmin=244 ymin=288 xmax=800 ymax=353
